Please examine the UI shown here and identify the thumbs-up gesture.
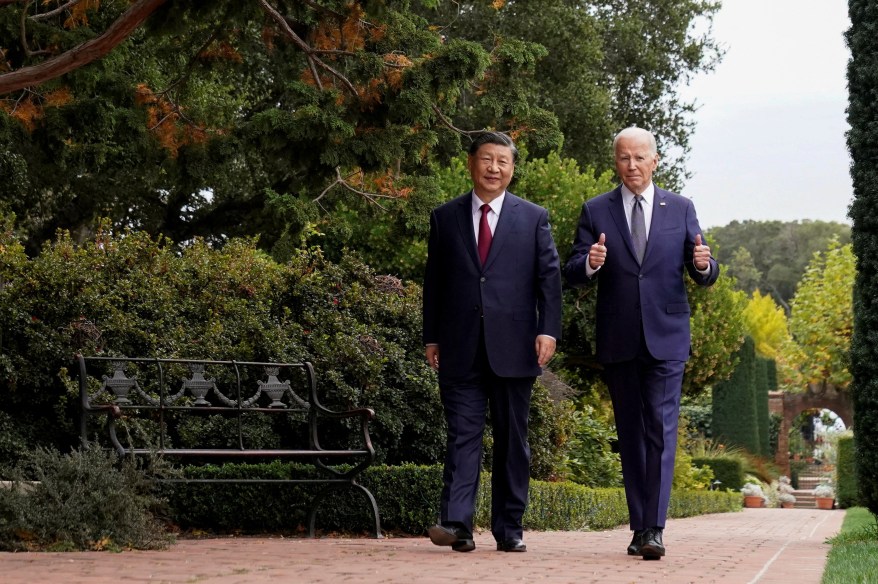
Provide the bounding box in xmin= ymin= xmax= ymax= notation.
xmin=589 ymin=232 xmax=607 ymax=270
xmin=693 ymin=233 xmax=711 ymax=271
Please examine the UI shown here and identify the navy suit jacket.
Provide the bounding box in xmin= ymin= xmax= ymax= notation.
xmin=564 ymin=186 xmax=719 ymax=364
xmin=423 ymin=191 xmax=562 ymax=380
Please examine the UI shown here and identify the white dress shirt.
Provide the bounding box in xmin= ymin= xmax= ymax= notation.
xmin=471 ymin=190 xmax=505 ymax=242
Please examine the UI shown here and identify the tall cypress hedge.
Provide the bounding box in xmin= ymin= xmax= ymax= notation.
xmin=847 ymin=0 xmax=878 ymax=516
xmin=754 ymin=357 xmax=771 ymax=456
xmin=712 ymin=337 xmax=760 ymax=454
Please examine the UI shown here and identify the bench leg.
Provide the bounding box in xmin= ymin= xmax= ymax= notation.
xmin=308 ymin=481 xmax=383 ymax=539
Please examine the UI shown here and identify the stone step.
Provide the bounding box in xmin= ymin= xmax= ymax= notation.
xmin=790 ymin=489 xmax=816 ymax=509
xmin=796 ymin=477 xmax=827 ymax=489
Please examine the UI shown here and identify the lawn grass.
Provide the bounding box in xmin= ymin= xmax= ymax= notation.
xmin=821 ymin=507 xmax=878 ymax=584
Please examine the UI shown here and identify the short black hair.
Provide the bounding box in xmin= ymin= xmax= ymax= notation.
xmin=468 ymin=131 xmax=519 ymax=162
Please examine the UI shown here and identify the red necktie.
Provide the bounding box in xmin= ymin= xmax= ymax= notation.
xmin=478 ymin=203 xmax=492 ymax=265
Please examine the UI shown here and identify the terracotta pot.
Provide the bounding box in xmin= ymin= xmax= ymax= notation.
xmin=743 ymin=495 xmax=764 ymax=508
xmin=781 ymin=502 xmax=794 ymax=509
xmin=815 ymin=497 xmax=834 ymax=510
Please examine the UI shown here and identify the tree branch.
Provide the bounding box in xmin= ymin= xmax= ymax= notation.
xmin=258 ymin=0 xmax=358 ymax=97
xmin=432 ymin=104 xmax=484 ymax=138
xmin=315 ymin=167 xmax=395 ymax=211
xmin=0 ymin=0 xmax=168 ymax=95
xmin=30 ymin=0 xmax=85 ymax=22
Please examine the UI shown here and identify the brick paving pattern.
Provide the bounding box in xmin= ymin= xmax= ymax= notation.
xmin=0 ymin=508 xmax=844 ymax=584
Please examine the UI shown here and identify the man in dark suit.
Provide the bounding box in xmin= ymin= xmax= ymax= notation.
xmin=422 ymin=131 xmax=562 ymax=553
xmin=564 ymin=127 xmax=718 ymax=560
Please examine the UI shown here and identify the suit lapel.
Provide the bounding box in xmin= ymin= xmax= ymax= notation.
xmin=455 ymin=192 xmax=481 ymax=268
xmin=608 ymin=187 xmax=639 ymax=263
xmin=483 ymin=192 xmax=521 ymax=270
xmin=643 ymin=188 xmax=669 ymax=265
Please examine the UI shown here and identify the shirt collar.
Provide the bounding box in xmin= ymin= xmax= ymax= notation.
xmin=621 ymin=183 xmax=655 ymax=208
xmin=472 ymin=190 xmax=506 ymax=215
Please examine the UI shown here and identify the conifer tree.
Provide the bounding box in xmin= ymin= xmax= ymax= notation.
xmin=847 ymin=0 xmax=878 ymax=516
xmin=712 ymin=337 xmax=760 ymax=455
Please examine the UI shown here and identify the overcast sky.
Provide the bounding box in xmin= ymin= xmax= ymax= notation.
xmin=679 ymin=0 xmax=852 ymax=230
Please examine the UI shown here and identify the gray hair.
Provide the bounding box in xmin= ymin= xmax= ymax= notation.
xmin=613 ymin=127 xmax=657 ymax=155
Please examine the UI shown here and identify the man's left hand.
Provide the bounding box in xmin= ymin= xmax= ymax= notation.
xmin=535 ymin=335 xmax=556 ymax=368
xmin=693 ymin=234 xmax=711 ymax=271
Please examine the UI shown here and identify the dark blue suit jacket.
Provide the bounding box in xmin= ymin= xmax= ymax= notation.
xmin=423 ymin=191 xmax=562 ymax=380
xmin=564 ymin=186 xmax=719 ymax=363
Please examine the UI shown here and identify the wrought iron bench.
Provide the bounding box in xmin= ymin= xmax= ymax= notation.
xmin=76 ymin=354 xmax=381 ymax=538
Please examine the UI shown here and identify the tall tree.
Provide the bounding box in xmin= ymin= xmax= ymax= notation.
xmin=412 ymin=0 xmax=723 ymax=190
xmin=726 ymin=247 xmax=762 ymax=296
xmin=846 ymin=0 xmax=878 ymax=517
xmin=707 ymin=220 xmax=851 ymax=308
xmin=742 ymin=290 xmax=789 ymax=360
xmin=787 ymin=241 xmax=854 ymax=389
xmin=0 ymin=0 xmax=561 ymax=255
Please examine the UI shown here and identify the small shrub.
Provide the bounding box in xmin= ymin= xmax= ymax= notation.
xmin=692 ymin=456 xmax=745 ymax=492
xmin=562 ymin=399 xmax=622 ymax=488
xmin=0 ymin=447 xmax=172 ymax=551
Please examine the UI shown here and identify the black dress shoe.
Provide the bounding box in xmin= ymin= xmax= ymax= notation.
xmin=496 ymin=538 xmax=527 ymax=552
xmin=640 ymin=527 xmax=665 ymax=560
xmin=627 ymin=529 xmax=645 ymax=555
xmin=427 ymin=524 xmax=475 ymax=552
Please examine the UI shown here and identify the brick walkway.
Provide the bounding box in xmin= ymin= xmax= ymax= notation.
xmin=0 ymin=508 xmax=844 ymax=584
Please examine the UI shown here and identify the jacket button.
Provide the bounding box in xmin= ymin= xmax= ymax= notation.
xmin=480 ymin=277 xmax=486 ymax=282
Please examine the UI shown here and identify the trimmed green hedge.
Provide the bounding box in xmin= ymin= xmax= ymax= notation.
xmin=836 ymin=434 xmax=858 ymax=509
xmin=692 ymin=456 xmax=746 ymax=492
xmin=166 ymin=462 xmax=741 ymax=535
xmin=712 ymin=337 xmax=761 ymax=455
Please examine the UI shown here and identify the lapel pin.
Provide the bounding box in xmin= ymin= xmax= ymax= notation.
xmin=659 ymin=201 xmax=666 ymax=206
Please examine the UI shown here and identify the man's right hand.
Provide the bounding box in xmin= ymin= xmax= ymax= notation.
xmin=425 ymin=345 xmax=440 ymax=371
xmin=589 ymin=233 xmax=607 ymax=270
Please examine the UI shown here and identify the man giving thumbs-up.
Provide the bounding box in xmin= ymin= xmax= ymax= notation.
xmin=563 ymin=127 xmax=718 ymax=560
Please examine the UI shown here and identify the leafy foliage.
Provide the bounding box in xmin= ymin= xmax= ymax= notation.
xmin=683 ymin=270 xmax=747 ymax=395
xmin=412 ymin=0 xmax=724 ymax=188
xmin=743 ymin=290 xmax=790 ymax=359
xmin=562 ymin=400 xmax=622 ymax=488
xmin=0 ymin=0 xmax=724 ymax=262
xmin=787 ymin=241 xmax=854 ymax=387
xmin=706 ymin=220 xmax=851 ymax=308
xmin=0 ymin=219 xmax=571 ymax=478
xmin=0 ymin=0 xmax=562 ymax=255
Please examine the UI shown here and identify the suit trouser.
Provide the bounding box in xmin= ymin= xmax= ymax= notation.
xmin=438 ymin=333 xmax=535 ymax=542
xmin=603 ymin=341 xmax=685 ymax=531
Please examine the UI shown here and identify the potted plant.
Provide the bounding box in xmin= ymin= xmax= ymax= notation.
xmin=778 ymin=493 xmax=797 ymax=509
xmin=814 ymin=483 xmax=835 ymax=509
xmin=741 ymin=482 xmax=766 ymax=508
xmin=775 ymin=476 xmax=796 ymax=508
